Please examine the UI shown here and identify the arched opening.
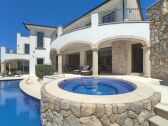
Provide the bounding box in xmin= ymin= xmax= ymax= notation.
xmin=131 ymin=43 xmax=143 ymax=73
xmin=3 ymin=59 xmax=29 ymax=74
xmin=98 ymin=37 xmax=148 ymax=75
xmin=59 ymin=42 xmax=92 ymax=73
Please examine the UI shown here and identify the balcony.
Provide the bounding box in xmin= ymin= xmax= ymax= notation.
xmin=1 ymin=47 xmax=30 ymax=62
xmin=50 ymin=8 xmax=149 ymax=50
xmin=51 ymin=8 xmax=146 ymax=42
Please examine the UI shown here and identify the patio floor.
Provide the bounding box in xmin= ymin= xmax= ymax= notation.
xmin=19 ymin=74 xmax=168 ymax=104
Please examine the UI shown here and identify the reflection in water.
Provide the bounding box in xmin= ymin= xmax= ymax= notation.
xmin=0 ymin=80 xmax=41 ymax=126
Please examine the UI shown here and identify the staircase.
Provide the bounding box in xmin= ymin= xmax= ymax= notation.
xmin=149 ymin=103 xmax=168 ymax=126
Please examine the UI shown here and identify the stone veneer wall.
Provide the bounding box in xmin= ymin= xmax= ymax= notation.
xmin=112 ymin=41 xmax=128 ymax=75
xmin=41 ymin=85 xmax=161 ymax=126
xmin=148 ymin=0 xmax=168 ymax=79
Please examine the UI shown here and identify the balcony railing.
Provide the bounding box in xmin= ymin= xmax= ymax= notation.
xmin=51 ymin=8 xmax=146 ymax=42
xmin=99 ymin=8 xmax=145 ymax=25
xmin=5 ymin=48 xmax=29 ymax=55
xmin=51 ymin=29 xmax=58 ymax=42
xmin=62 ymin=14 xmax=91 ymax=35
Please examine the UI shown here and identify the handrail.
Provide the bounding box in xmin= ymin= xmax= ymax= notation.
xmin=98 ymin=8 xmax=146 ymax=24
xmin=61 ymin=26 xmax=91 ymax=35
xmin=51 ymin=8 xmax=146 ymax=42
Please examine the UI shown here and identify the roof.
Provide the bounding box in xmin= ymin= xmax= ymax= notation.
xmin=63 ymin=0 xmax=109 ymax=28
xmin=64 ymin=0 xmax=144 ymax=28
xmin=23 ymin=22 xmax=57 ymax=31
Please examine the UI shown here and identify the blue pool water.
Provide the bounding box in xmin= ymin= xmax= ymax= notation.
xmin=59 ymin=77 xmax=136 ymax=95
xmin=0 ymin=80 xmax=41 ymax=126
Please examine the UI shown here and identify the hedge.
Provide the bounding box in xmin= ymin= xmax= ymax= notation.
xmin=35 ymin=65 xmax=55 ymax=78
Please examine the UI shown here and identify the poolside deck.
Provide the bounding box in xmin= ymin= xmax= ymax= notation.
xmin=19 ymin=74 xmax=168 ymax=104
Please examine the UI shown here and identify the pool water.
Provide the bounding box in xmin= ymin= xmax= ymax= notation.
xmin=0 ymin=80 xmax=41 ymax=126
xmin=59 ymin=77 xmax=136 ymax=95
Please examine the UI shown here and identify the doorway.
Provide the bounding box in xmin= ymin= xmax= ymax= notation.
xmin=99 ymin=47 xmax=112 ymax=74
xmin=132 ymin=44 xmax=143 ymax=73
xmin=68 ymin=53 xmax=80 ymax=71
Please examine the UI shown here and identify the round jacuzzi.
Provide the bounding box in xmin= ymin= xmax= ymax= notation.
xmin=58 ymin=77 xmax=136 ymax=95
xmin=41 ymin=76 xmax=161 ymax=126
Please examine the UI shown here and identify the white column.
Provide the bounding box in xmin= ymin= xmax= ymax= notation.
xmin=58 ymin=53 xmax=63 ymax=75
xmin=92 ymin=48 xmax=99 ymax=75
xmin=58 ymin=26 xmax=63 ymax=37
xmin=143 ymin=47 xmax=151 ymax=77
xmin=29 ymin=35 xmax=36 ymax=76
xmin=80 ymin=51 xmax=85 ymax=67
xmin=91 ymin=13 xmax=99 ymax=28
xmin=127 ymin=43 xmax=132 ymax=75
xmin=9 ymin=63 xmax=11 ymax=71
xmin=29 ymin=58 xmax=36 ymax=76
xmin=1 ymin=62 xmax=6 ymax=73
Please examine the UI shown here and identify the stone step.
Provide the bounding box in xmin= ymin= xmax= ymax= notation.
xmin=155 ymin=103 xmax=168 ymax=120
xmin=149 ymin=115 xmax=168 ymax=126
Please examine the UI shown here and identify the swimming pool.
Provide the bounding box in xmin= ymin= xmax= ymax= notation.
xmin=0 ymin=80 xmax=41 ymax=126
xmin=59 ymin=77 xmax=136 ymax=95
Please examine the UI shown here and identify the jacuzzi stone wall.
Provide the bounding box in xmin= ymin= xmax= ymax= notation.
xmin=41 ymin=85 xmax=161 ymax=126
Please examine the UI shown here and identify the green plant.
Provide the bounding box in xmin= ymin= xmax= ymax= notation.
xmin=35 ymin=65 xmax=55 ymax=78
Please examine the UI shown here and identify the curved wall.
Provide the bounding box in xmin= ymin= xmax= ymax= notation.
xmin=51 ymin=22 xmax=150 ymax=50
xmin=41 ymin=77 xmax=161 ymax=126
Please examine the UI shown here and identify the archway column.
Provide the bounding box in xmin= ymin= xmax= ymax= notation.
xmin=143 ymin=47 xmax=151 ymax=77
xmin=1 ymin=62 xmax=6 ymax=73
xmin=91 ymin=45 xmax=99 ymax=75
xmin=80 ymin=50 xmax=86 ymax=67
xmin=57 ymin=53 xmax=63 ymax=75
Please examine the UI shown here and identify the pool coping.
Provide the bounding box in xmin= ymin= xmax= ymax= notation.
xmin=19 ymin=77 xmax=41 ymax=100
xmin=0 ymin=76 xmax=28 ymax=81
xmin=45 ymin=76 xmax=155 ymax=104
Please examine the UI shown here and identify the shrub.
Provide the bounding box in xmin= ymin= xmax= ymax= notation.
xmin=36 ymin=65 xmax=55 ymax=78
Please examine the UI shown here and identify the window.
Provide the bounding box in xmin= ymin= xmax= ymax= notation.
xmin=37 ymin=58 xmax=44 ymax=65
xmin=103 ymin=11 xmax=116 ymax=23
xmin=37 ymin=32 xmax=44 ymax=48
xmin=24 ymin=44 xmax=30 ymax=54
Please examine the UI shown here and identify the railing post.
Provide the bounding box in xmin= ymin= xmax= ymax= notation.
xmin=58 ymin=26 xmax=63 ymax=37
xmin=91 ymin=12 xmax=99 ymax=28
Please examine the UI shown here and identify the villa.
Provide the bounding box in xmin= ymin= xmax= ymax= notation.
xmin=1 ymin=0 xmax=151 ymax=77
xmin=0 ymin=0 xmax=168 ymax=126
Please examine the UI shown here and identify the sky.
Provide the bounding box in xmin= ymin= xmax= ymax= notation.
xmin=0 ymin=0 xmax=157 ymax=55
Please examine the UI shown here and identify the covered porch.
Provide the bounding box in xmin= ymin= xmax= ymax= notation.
xmin=50 ymin=37 xmax=150 ymax=77
xmin=1 ymin=60 xmax=29 ymax=75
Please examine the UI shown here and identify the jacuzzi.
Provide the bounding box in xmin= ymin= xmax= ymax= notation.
xmin=41 ymin=76 xmax=161 ymax=126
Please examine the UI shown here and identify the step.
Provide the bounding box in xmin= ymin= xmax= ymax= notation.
xmin=155 ymin=103 xmax=168 ymax=120
xmin=149 ymin=115 xmax=168 ymax=126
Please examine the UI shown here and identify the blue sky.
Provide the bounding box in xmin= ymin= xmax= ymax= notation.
xmin=0 ymin=0 xmax=157 ymax=54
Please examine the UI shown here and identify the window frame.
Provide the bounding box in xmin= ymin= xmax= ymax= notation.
xmin=102 ymin=11 xmax=116 ymax=23
xmin=37 ymin=58 xmax=44 ymax=65
xmin=24 ymin=44 xmax=30 ymax=54
xmin=36 ymin=32 xmax=44 ymax=48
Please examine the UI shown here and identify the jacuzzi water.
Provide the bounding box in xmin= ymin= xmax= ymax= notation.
xmin=59 ymin=77 xmax=136 ymax=95
xmin=0 ymin=80 xmax=41 ymax=126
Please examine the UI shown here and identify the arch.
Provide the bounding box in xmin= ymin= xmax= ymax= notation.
xmin=59 ymin=41 xmax=92 ymax=52
xmin=97 ymin=35 xmax=150 ymax=48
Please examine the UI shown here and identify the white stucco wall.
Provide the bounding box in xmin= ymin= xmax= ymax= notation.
xmin=63 ymin=0 xmax=141 ymax=33
xmin=1 ymin=47 xmax=29 ymax=62
xmin=1 ymin=31 xmax=51 ymax=76
xmin=17 ymin=33 xmax=30 ymax=54
xmin=51 ymin=21 xmax=150 ymax=50
xmin=29 ymin=30 xmax=51 ymax=75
